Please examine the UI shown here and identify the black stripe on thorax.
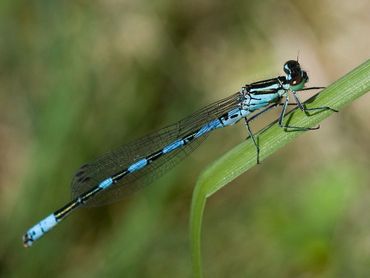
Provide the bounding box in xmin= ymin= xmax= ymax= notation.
xmin=246 ymin=76 xmax=286 ymax=95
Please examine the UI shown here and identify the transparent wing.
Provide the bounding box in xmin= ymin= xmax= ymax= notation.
xmin=71 ymin=92 xmax=241 ymax=207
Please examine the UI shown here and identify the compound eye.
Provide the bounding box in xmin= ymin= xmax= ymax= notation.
xmin=284 ymin=60 xmax=300 ymax=75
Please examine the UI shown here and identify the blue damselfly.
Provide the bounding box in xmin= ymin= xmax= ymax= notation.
xmin=22 ymin=60 xmax=337 ymax=247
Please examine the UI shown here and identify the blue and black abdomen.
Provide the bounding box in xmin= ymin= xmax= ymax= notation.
xmin=71 ymin=93 xmax=241 ymax=207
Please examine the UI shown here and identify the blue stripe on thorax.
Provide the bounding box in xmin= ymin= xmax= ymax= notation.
xmin=249 ymin=82 xmax=281 ymax=92
xmin=248 ymin=92 xmax=280 ymax=110
xmin=249 ymin=92 xmax=279 ymax=102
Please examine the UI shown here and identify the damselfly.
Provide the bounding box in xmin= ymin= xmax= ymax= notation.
xmin=22 ymin=60 xmax=337 ymax=247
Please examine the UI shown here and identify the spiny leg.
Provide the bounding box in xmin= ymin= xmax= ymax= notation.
xmin=299 ymin=86 xmax=326 ymax=91
xmin=243 ymin=102 xmax=289 ymax=163
xmin=242 ymin=101 xmax=313 ymax=163
xmin=292 ymin=91 xmax=338 ymax=115
xmin=244 ymin=117 xmax=260 ymax=164
xmin=247 ymin=103 xmax=298 ymax=122
xmin=243 ymin=102 xmax=299 ymax=163
xmin=278 ymin=94 xmax=320 ymax=131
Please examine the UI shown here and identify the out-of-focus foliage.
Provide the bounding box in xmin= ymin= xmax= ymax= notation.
xmin=0 ymin=0 xmax=369 ymax=277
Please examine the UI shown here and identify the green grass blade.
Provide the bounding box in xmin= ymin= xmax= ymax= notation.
xmin=190 ymin=59 xmax=370 ymax=278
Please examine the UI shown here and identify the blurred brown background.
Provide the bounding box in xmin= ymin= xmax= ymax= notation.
xmin=0 ymin=0 xmax=370 ymax=277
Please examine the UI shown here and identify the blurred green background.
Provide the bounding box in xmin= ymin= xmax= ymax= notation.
xmin=1 ymin=0 xmax=370 ymax=277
